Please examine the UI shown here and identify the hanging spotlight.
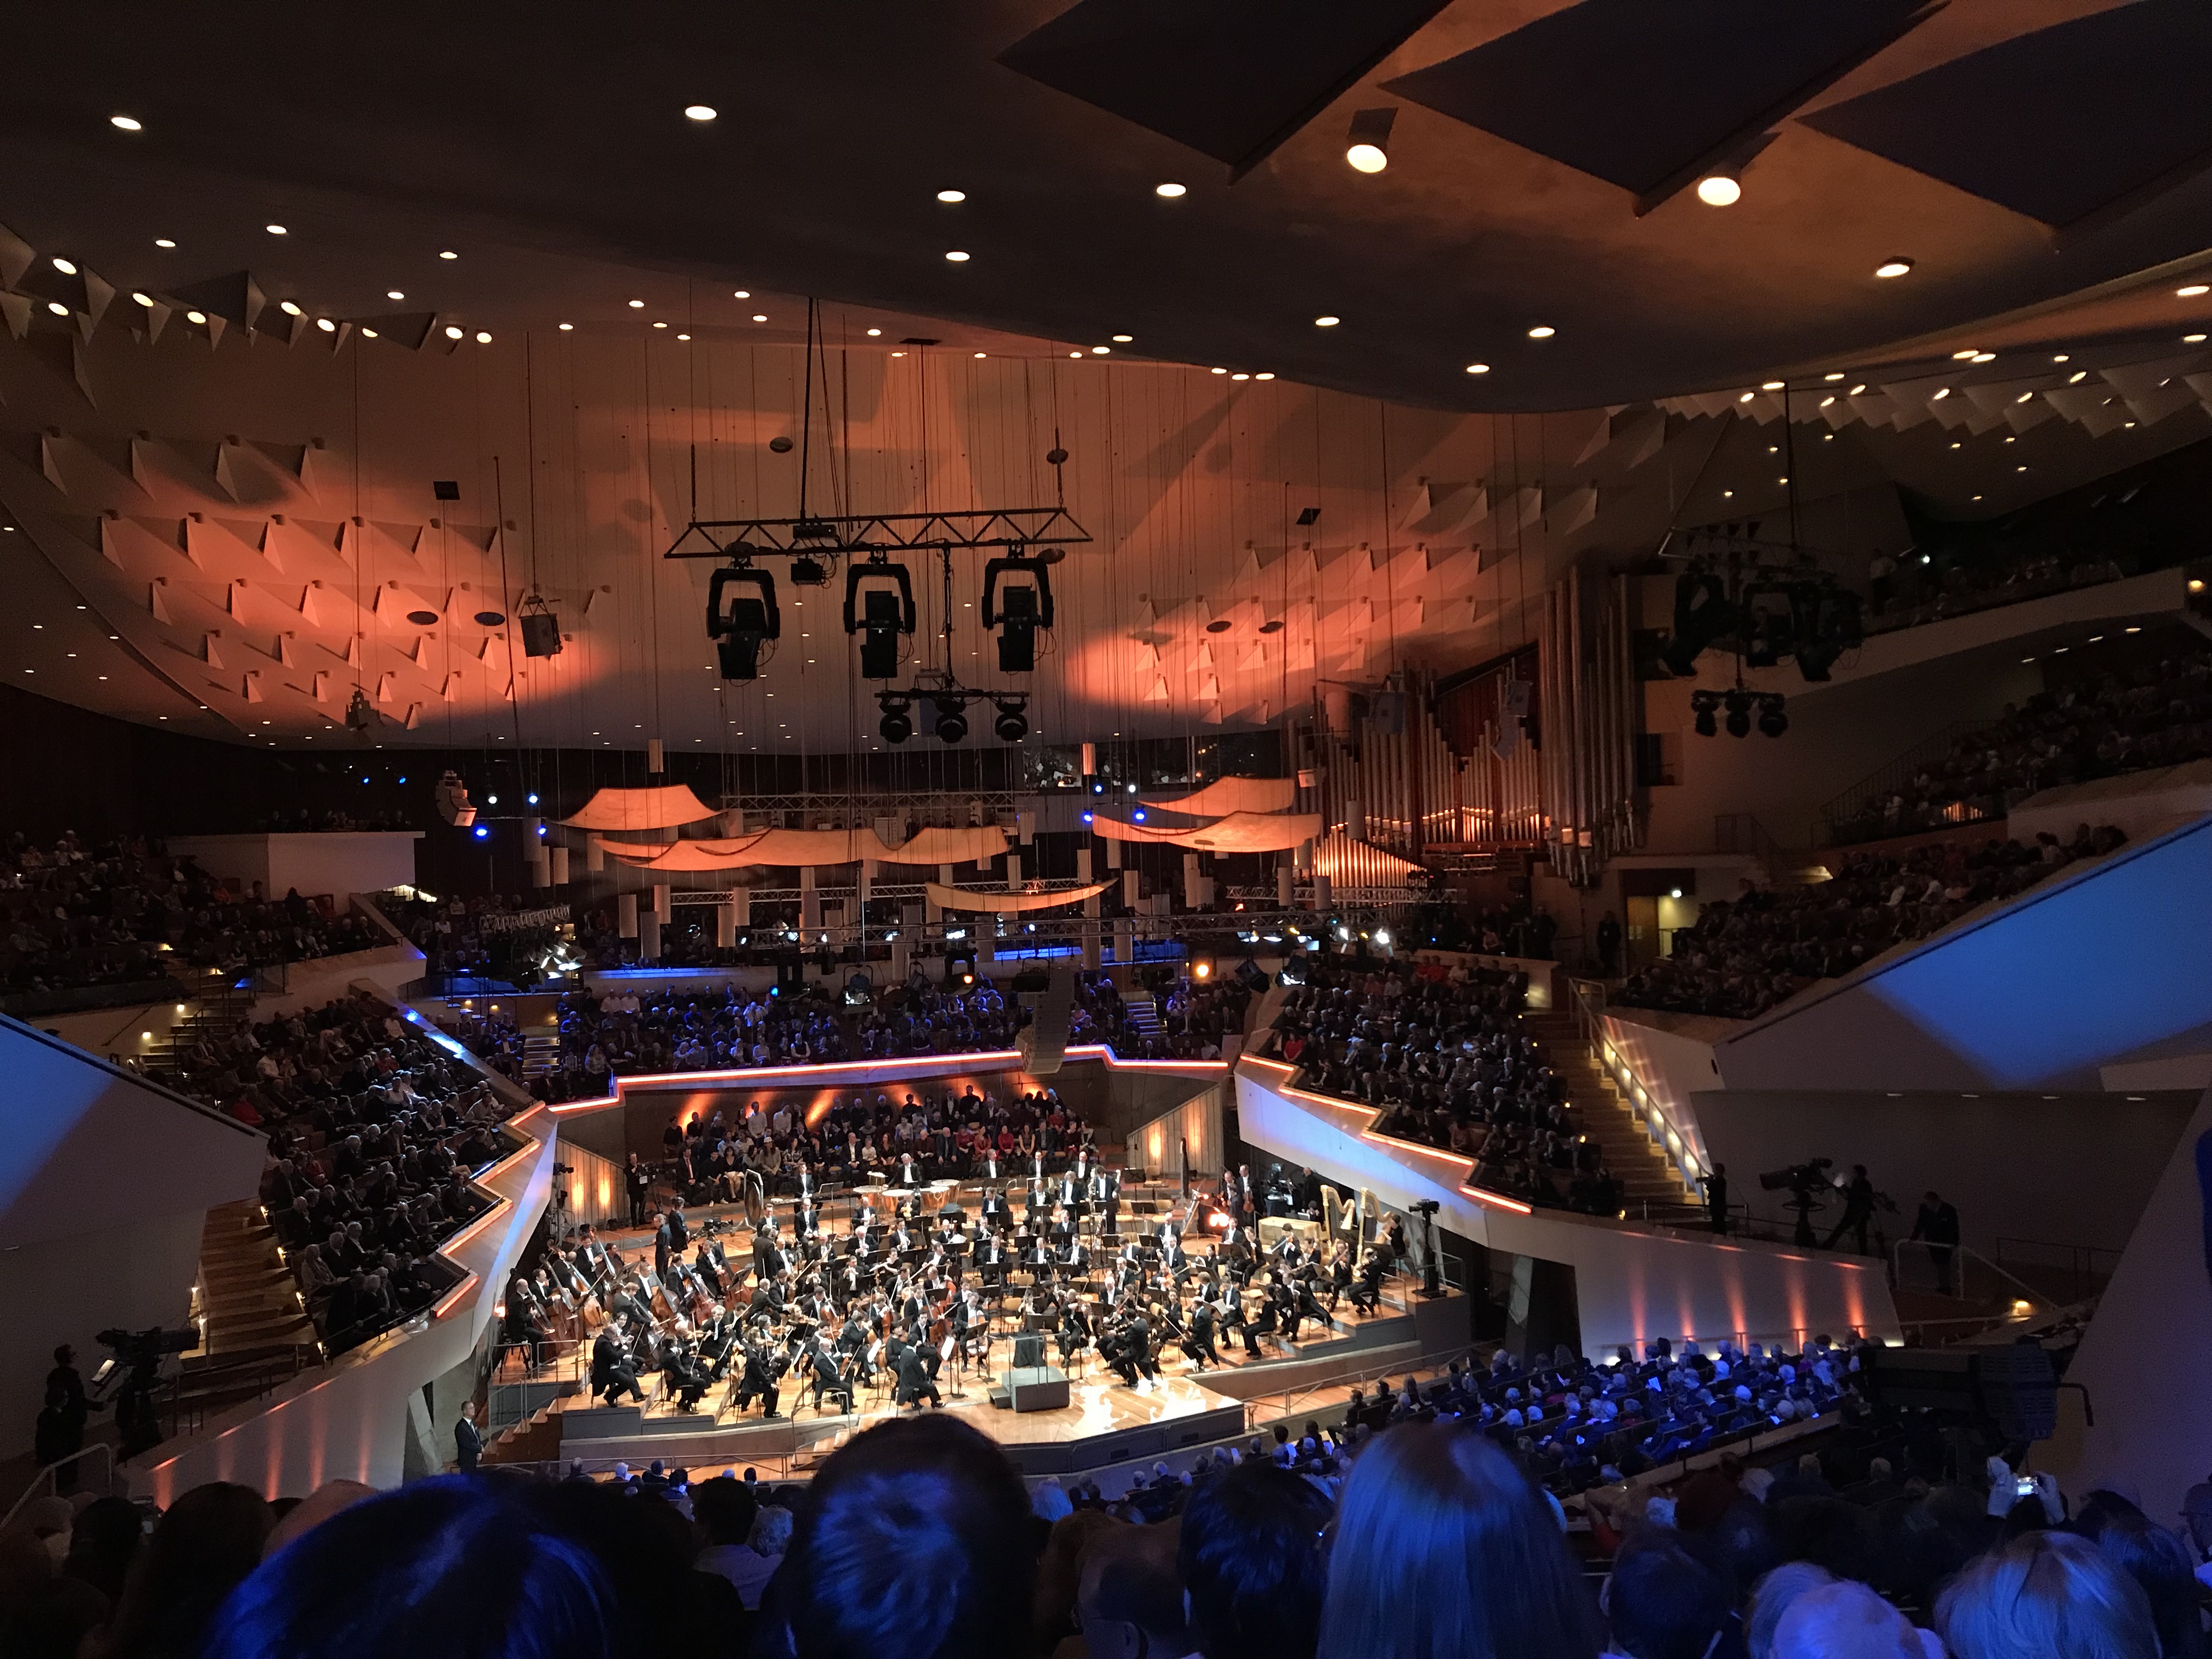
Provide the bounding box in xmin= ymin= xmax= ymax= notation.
xmin=877 ymin=695 xmax=913 ymax=744
xmin=1345 ymin=107 xmax=1396 ymax=173
xmin=1723 ymin=689 xmax=1754 ymax=738
xmin=1691 ymin=690 xmax=1719 ymax=738
xmin=843 ymin=558 xmax=916 ymax=679
xmin=1661 ymin=568 xmax=1737 ymax=676
xmin=1756 ymin=693 xmax=1789 ymax=738
xmin=932 ymin=696 xmax=969 ymax=744
xmin=707 ymin=561 xmax=780 ymax=679
xmin=992 ymin=697 xmax=1029 ymax=743
xmin=981 ymin=550 xmax=1054 ymax=672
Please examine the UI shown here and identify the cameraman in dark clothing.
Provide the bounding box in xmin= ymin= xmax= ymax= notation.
xmin=1823 ymin=1164 xmax=1879 ymax=1255
xmin=1910 ymin=1190 xmax=1962 ymax=1294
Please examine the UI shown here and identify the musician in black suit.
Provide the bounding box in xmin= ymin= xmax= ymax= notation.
xmin=894 ymin=1339 xmax=941 ymax=1410
xmin=1104 ymin=1310 xmax=1155 ymax=1388
xmin=807 ymin=1340 xmax=855 ymax=1414
xmin=1350 ymin=1247 xmax=1387 ymax=1316
xmin=591 ymin=1321 xmax=646 ymax=1405
xmin=731 ymin=1328 xmax=786 ymax=1418
xmin=1186 ymin=1296 xmax=1221 ymax=1368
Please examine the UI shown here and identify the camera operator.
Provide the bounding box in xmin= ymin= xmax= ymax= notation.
xmin=1822 ymin=1164 xmax=1880 ymax=1255
xmin=35 ymin=1345 xmax=98 ymax=1490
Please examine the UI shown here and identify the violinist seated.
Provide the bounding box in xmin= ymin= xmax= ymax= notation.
xmin=663 ymin=1338 xmax=710 ymax=1412
xmin=806 ymin=1339 xmax=855 ymax=1414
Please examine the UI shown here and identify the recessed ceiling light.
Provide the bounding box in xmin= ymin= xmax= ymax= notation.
xmin=558 ymin=321 xmax=573 ymax=331
xmin=1760 ymin=379 xmax=1784 ymax=390
xmin=1464 ymin=363 xmax=1489 ymax=374
xmin=752 ymin=313 xmax=766 ymax=322
xmin=866 ymin=326 xmax=882 ymax=336
xmin=891 ymin=351 xmax=905 ymax=357
xmin=628 ymin=298 xmax=644 ymax=308
xmin=1738 ymin=392 xmax=1754 ymax=403
xmin=439 ymin=250 xmax=458 ymax=259
xmin=733 ymin=289 xmax=749 ymax=298
xmin=1951 ymin=349 xmax=1978 ymax=360
xmin=279 ymin=300 xmax=303 ymax=316
xmin=444 ymin=325 xmax=464 ymax=339
xmin=110 ymin=114 xmax=142 ymax=131
xmin=476 ymin=330 xmax=492 ymax=343
xmin=265 ymin=224 xmax=287 ymax=235
xmin=684 ymin=104 xmax=717 ymax=121
xmin=2052 ymin=353 xmax=2070 ymax=363
xmin=1211 ymin=366 xmax=1227 ymax=374
xmin=652 ymin=319 xmax=668 ymax=328
xmin=2187 ymin=333 xmax=2208 ymax=343
xmin=387 ymin=289 xmax=404 ymax=300
xmin=1971 ymin=352 xmax=1995 ymax=363
xmin=1314 ymin=315 xmax=1340 ymax=328
xmin=1874 ymin=257 xmax=1914 ymax=278
xmin=154 ymin=238 xmax=175 ymax=248
xmin=1255 ymin=371 xmax=1276 ymax=380
xmin=1069 ymin=351 xmax=1082 ymax=358
xmin=1824 ymin=372 xmax=1844 ymax=381
xmin=1850 ymin=383 xmax=1866 ymax=394
xmin=131 ymin=291 xmax=153 ymax=307
xmin=1111 ymin=333 xmax=1133 ymax=342
xmin=1932 ymin=387 xmax=1950 ymax=399
xmin=2068 ymin=370 xmax=2086 ymax=383
xmin=46 ymin=301 xmax=67 ymax=316
xmin=936 ymin=189 xmax=966 ymax=203
xmin=1527 ymin=325 xmax=1556 ymax=339
xmin=51 ymin=257 xmax=77 ymax=275
xmin=315 ymin=317 xmax=336 ymax=332
xmin=2179 ymin=284 xmax=2209 ymax=297
xmin=1819 ymin=396 xmax=1835 ymax=408
xmin=1231 ymin=372 xmax=1250 ymax=380
xmin=1695 ymin=173 xmax=1741 ymax=206
xmin=185 ymin=309 xmax=206 ymax=324
xmin=1155 ymin=182 xmax=1187 ymax=198
xmin=974 ymin=351 xmax=986 ymax=358
xmin=360 ymin=327 xmax=377 ymax=338
xmin=1091 ymin=345 xmax=1109 ymax=354
xmin=945 ymin=250 xmax=970 ymax=262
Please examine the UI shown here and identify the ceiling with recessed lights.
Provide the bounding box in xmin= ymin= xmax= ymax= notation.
xmin=1 ymin=0 xmax=2211 ymax=754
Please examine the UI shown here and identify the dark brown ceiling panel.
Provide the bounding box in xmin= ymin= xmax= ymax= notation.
xmin=1382 ymin=0 xmax=1931 ymax=201
xmin=1799 ymin=0 xmax=2212 ymax=230
xmin=997 ymin=0 xmax=1454 ymax=177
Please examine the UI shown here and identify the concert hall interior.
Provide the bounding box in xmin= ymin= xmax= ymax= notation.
xmin=5 ymin=7 xmax=2212 ymax=1658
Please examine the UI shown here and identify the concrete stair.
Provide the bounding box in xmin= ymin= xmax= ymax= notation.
xmin=521 ymin=1030 xmax=562 ymax=1080
xmin=1123 ymin=997 xmax=1162 ymax=1038
xmin=484 ymin=1401 xmax=566 ymax=1466
xmin=1518 ymin=1011 xmax=1702 ymax=1218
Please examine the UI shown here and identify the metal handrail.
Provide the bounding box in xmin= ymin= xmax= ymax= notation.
xmin=0 ymin=1444 xmax=116 ymax=1531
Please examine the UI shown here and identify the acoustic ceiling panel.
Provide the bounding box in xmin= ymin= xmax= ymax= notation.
xmin=1381 ymin=0 xmax=1930 ymax=201
xmin=997 ymin=0 xmax=1454 ymax=175
xmin=1799 ymin=0 xmax=2212 ymax=229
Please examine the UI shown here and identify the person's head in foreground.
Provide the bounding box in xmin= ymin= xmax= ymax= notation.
xmin=1179 ymin=1458 xmax=1333 ymax=1659
xmin=781 ymin=1413 xmax=1036 ymax=1659
xmin=1315 ymin=1422 xmax=1601 ymax=1659
xmin=1936 ymin=1529 xmax=2159 ymax=1659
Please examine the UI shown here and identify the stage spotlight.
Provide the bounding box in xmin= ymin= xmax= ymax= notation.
xmin=993 ymin=698 xmax=1029 ymax=742
xmin=878 ymin=696 xmax=913 ymax=744
xmin=1691 ymin=691 xmax=1719 ymax=738
xmin=982 ymin=552 xmax=1054 ymax=672
xmin=1757 ymin=693 xmax=1789 ymax=738
xmin=1724 ymin=689 xmax=1753 ymax=739
xmin=844 ymin=559 xmax=916 ymax=679
xmin=933 ymin=697 xmax=969 ymax=744
xmin=707 ymin=562 xmax=780 ymax=680
xmin=789 ymin=555 xmax=832 ymax=586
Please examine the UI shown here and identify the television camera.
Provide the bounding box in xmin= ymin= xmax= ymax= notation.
xmin=93 ymin=1324 xmax=196 ymax=1457
xmin=1759 ymin=1158 xmax=1837 ymax=1247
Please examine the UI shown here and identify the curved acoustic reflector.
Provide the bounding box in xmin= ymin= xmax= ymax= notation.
xmin=561 ymin=785 xmax=718 ymax=832
xmin=1152 ymin=775 xmax=1297 ymax=817
xmin=926 ymin=880 xmax=1111 ymax=914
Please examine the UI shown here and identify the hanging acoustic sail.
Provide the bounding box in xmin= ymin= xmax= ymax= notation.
xmin=561 ymin=785 xmax=718 ymax=832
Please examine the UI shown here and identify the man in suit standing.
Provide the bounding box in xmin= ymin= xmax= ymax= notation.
xmin=454 ymin=1400 xmax=483 ymax=1471
xmin=1910 ymin=1190 xmax=1962 ymax=1295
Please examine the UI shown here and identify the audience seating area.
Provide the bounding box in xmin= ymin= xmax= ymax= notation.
xmin=1831 ymin=647 xmax=2212 ymax=844
xmin=1 ymin=833 xmax=381 ymax=1007
xmin=1267 ymin=955 xmax=1626 ymax=1216
xmin=1616 ymin=827 xmax=2127 ymax=1020
xmin=11 ymin=1341 xmax=2187 ymax=1659
xmin=374 ymin=889 xmax=568 ymax=987
xmin=180 ymin=994 xmax=521 ymax=1353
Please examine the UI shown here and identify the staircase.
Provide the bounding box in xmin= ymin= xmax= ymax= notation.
xmin=142 ymin=986 xmax=257 ymax=1091
xmin=193 ymin=1200 xmax=318 ymax=1361
xmin=1519 ymin=1011 xmax=1703 ymax=1220
xmin=1123 ymin=997 xmax=1163 ymax=1040
xmin=521 ymin=1029 xmax=563 ymax=1083
xmin=483 ymin=1400 xmax=567 ymax=1466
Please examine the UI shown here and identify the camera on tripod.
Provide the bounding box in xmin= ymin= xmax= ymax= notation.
xmin=552 ymin=1161 xmax=575 ymax=1176
xmin=1758 ymin=1159 xmax=1835 ymax=1200
xmin=93 ymin=1325 xmax=197 ymax=1458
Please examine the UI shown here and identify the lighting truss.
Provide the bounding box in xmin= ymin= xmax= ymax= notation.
xmin=663 ymin=506 xmax=1090 ymax=560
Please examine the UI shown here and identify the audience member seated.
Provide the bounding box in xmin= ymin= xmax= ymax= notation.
xmin=195 ymin=993 xmax=521 ymax=1353
xmin=538 ymin=984 xmax=852 ymax=1098
xmin=375 ymin=889 xmax=568 ymax=987
xmin=0 ymin=832 xmax=380 ymax=1003
xmin=1830 ymin=648 xmax=2212 ymax=845
xmin=1616 ymin=827 xmax=2127 ymax=1020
